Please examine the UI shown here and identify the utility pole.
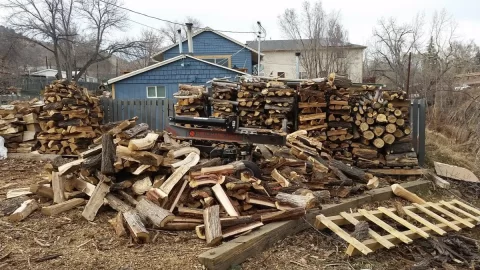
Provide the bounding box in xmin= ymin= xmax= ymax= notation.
xmin=406 ymin=52 xmax=412 ymax=96
xmin=256 ymin=21 xmax=266 ymax=76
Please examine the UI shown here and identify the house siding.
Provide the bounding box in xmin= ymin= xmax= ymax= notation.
xmin=113 ymin=57 xmax=242 ymax=99
xmin=163 ymin=31 xmax=252 ymax=73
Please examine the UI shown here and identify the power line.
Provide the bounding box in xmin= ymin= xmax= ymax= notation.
xmin=126 ymin=19 xmax=164 ymax=32
xmin=99 ymin=0 xmax=257 ymax=34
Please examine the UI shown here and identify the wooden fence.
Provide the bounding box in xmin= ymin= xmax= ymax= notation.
xmin=101 ymin=98 xmax=174 ymax=131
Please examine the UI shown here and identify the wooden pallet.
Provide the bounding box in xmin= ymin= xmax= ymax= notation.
xmin=315 ymin=199 xmax=480 ymax=256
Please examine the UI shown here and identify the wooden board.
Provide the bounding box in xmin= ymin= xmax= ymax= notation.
xmin=403 ymin=208 xmax=446 ymax=236
xmin=358 ymin=209 xmax=413 ymax=244
xmin=367 ymin=168 xmax=425 ymax=176
xmin=412 ymin=203 xmax=461 ymax=231
xmin=377 ymin=207 xmax=429 ymax=238
xmin=318 ymin=214 xmax=373 ymax=255
xmin=452 ymin=199 xmax=480 ymax=216
xmin=340 ymin=211 xmax=395 ymax=252
xmin=440 ymin=200 xmax=480 ymax=223
xmin=434 ymin=162 xmax=479 ymax=182
xmin=426 ymin=202 xmax=474 ymax=228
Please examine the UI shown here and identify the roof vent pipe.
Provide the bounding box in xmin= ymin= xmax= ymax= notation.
xmin=186 ymin=23 xmax=194 ymax=54
xmin=295 ymin=52 xmax=301 ymax=79
xmin=177 ymin=29 xmax=182 ymax=54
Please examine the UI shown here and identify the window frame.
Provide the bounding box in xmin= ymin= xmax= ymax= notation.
xmin=196 ymin=55 xmax=232 ymax=68
xmin=146 ymin=85 xmax=166 ymax=99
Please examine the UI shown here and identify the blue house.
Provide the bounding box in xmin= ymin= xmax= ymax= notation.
xmin=107 ymin=28 xmax=260 ymax=100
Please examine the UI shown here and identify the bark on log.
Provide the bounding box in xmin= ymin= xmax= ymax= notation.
xmin=260 ymin=207 xmax=306 ymax=223
xmin=116 ymin=146 xmax=163 ymax=166
xmin=275 ymin=192 xmax=317 ymax=210
xmin=8 ymin=199 xmax=39 ymax=222
xmin=123 ymin=123 xmax=149 ymax=139
xmin=136 ymin=199 xmax=174 ymax=227
xmin=101 ymin=133 xmax=116 ymax=175
xmin=203 ymin=205 xmax=222 ymax=246
xmin=123 ymin=210 xmax=149 ymax=243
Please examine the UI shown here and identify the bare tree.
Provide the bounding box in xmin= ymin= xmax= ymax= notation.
xmin=2 ymin=0 xmax=140 ymax=81
xmin=161 ymin=16 xmax=202 ymax=44
xmin=126 ymin=29 xmax=165 ymax=68
xmin=278 ymin=1 xmax=350 ymax=78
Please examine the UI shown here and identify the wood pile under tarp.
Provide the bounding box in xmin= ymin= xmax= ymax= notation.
xmin=173 ymin=84 xmax=207 ymax=123
xmin=0 ymin=99 xmax=43 ymax=153
xmin=37 ymin=80 xmax=103 ymax=155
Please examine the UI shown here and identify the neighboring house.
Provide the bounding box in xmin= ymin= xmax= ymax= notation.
xmin=152 ymin=28 xmax=261 ymax=74
xmin=30 ymin=69 xmax=98 ymax=83
xmin=246 ymin=40 xmax=366 ymax=82
xmin=107 ymin=54 xmax=247 ymax=99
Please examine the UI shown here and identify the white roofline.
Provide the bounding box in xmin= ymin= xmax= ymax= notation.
xmin=107 ymin=55 xmax=248 ymax=85
xmin=151 ymin=28 xmax=263 ymax=60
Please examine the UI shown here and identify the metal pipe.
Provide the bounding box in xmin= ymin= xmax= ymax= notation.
xmin=177 ymin=29 xmax=182 ymax=54
xmin=257 ymin=21 xmax=261 ymax=76
xmin=186 ymin=23 xmax=193 ymax=54
xmin=406 ymin=51 xmax=412 ymax=96
xmin=295 ymin=52 xmax=301 ymax=79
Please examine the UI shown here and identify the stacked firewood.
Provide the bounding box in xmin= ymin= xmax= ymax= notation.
xmin=297 ymin=81 xmax=328 ymax=140
xmin=211 ymin=80 xmax=238 ymax=118
xmin=349 ymin=89 xmax=415 ymax=168
xmin=263 ymin=81 xmax=295 ymax=131
xmin=324 ymin=75 xmax=354 ymax=163
xmin=237 ymin=81 xmax=266 ymax=128
xmin=34 ymin=81 xmax=103 ymax=155
xmin=0 ymin=99 xmax=42 ymax=153
xmin=173 ymin=84 xmax=207 ymax=122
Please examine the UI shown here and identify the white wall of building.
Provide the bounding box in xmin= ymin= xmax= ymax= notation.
xmin=260 ymin=48 xmax=365 ymax=82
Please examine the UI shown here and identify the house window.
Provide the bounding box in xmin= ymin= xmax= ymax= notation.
xmin=196 ymin=55 xmax=232 ymax=68
xmin=277 ymin=72 xmax=285 ymax=78
xmin=146 ymin=86 xmax=166 ymax=98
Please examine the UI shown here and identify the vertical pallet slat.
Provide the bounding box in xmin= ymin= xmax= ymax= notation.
xmin=136 ymin=99 xmax=141 ymax=124
xmin=149 ymin=99 xmax=156 ymax=131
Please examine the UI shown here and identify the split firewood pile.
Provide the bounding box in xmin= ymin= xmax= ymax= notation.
xmin=257 ymin=129 xmax=379 ymax=199
xmin=36 ymin=80 xmax=103 ymax=155
xmin=173 ymin=84 xmax=208 ymax=123
xmin=0 ymin=99 xmax=42 ymax=153
xmin=211 ymin=80 xmax=237 ymax=118
xmin=16 ymin=119 xmax=322 ymax=246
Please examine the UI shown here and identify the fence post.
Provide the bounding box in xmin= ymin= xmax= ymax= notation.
xmin=418 ymin=98 xmax=426 ymax=166
xmin=411 ymin=99 xmax=419 ymax=153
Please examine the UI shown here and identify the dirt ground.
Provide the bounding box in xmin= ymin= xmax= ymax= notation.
xmin=1 ymin=158 xmax=480 ymax=270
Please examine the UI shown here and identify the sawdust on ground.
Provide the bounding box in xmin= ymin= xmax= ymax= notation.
xmin=1 ymin=159 xmax=480 ymax=270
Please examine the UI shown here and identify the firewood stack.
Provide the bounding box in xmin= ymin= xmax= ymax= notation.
xmin=211 ymin=80 xmax=238 ymax=119
xmin=297 ymin=81 xmax=328 ymax=141
xmin=324 ymin=74 xmax=354 ymax=164
xmin=173 ymin=84 xmax=207 ymax=123
xmin=36 ymin=80 xmax=103 ymax=155
xmin=237 ymin=81 xmax=266 ymax=128
xmin=0 ymin=99 xmax=42 ymax=153
xmin=263 ymin=81 xmax=295 ymax=131
xmin=350 ymin=89 xmax=416 ymax=168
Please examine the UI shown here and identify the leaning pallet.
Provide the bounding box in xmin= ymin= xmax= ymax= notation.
xmin=37 ymin=80 xmax=103 ymax=155
xmin=315 ymin=199 xmax=480 ymax=256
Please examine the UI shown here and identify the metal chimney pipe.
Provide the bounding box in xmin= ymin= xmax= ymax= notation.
xmin=177 ymin=29 xmax=182 ymax=54
xmin=295 ymin=52 xmax=301 ymax=79
xmin=185 ymin=23 xmax=193 ymax=54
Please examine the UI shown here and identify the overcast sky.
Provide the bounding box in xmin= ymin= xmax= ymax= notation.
xmin=124 ymin=0 xmax=479 ymax=46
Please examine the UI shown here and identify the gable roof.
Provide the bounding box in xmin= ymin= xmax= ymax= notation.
xmin=152 ymin=28 xmax=262 ymax=61
xmin=246 ymin=39 xmax=366 ymax=52
xmin=107 ymin=54 xmax=248 ymax=85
